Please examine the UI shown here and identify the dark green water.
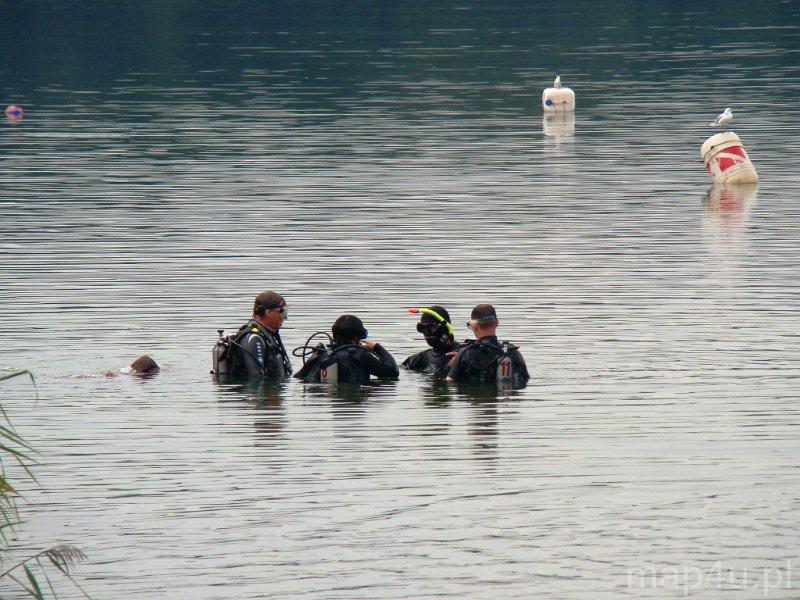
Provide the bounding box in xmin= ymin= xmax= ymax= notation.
xmin=2 ymin=2 xmax=800 ymax=598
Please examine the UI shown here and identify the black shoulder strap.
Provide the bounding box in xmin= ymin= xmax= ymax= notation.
xmin=272 ymin=330 xmax=293 ymax=376
xmin=229 ymin=330 xmax=267 ymax=377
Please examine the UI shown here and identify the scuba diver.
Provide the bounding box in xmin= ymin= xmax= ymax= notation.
xmin=293 ymin=315 xmax=399 ymax=385
xmin=402 ymin=305 xmax=461 ymax=377
xmin=211 ymin=291 xmax=293 ymax=381
xmin=446 ymin=304 xmax=530 ymax=385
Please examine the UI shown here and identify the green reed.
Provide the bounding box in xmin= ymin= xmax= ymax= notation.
xmin=0 ymin=370 xmax=90 ymax=599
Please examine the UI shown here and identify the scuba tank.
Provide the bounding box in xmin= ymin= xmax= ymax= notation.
xmin=320 ymin=359 xmax=338 ymax=385
xmin=496 ymin=341 xmax=513 ymax=384
xmin=211 ymin=324 xmax=271 ymax=378
xmin=211 ymin=329 xmax=229 ymax=375
xmin=293 ymin=332 xmax=367 ymax=385
xmin=293 ymin=333 xmax=339 ymax=384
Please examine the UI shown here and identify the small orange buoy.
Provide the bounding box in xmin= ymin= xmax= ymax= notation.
xmin=5 ymin=105 xmax=23 ymax=120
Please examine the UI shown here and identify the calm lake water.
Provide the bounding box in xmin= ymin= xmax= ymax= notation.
xmin=2 ymin=1 xmax=800 ymax=597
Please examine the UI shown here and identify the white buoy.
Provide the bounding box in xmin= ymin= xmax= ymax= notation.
xmin=700 ymin=131 xmax=758 ymax=185
xmin=542 ymin=75 xmax=575 ymax=113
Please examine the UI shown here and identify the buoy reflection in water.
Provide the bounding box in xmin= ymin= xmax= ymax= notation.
xmin=542 ymin=113 xmax=575 ymax=140
xmin=702 ymin=184 xmax=758 ymax=253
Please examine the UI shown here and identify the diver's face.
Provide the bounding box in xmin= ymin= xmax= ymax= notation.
xmin=262 ymin=304 xmax=287 ymax=331
xmin=418 ymin=322 xmax=446 ymax=348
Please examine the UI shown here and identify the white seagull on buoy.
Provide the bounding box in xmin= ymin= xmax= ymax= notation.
xmin=709 ymin=107 xmax=733 ymax=131
xmin=553 ymin=75 xmax=561 ymax=88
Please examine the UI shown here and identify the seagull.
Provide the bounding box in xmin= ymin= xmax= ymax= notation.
xmin=709 ymin=107 xmax=733 ymax=131
xmin=554 ymin=75 xmax=561 ymax=89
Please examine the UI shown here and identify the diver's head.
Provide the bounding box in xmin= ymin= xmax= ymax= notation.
xmin=467 ymin=304 xmax=499 ymax=339
xmin=332 ymin=314 xmax=368 ymax=346
xmin=253 ymin=290 xmax=288 ymax=332
xmin=130 ymin=355 xmax=159 ymax=376
xmin=416 ymin=305 xmax=455 ymax=350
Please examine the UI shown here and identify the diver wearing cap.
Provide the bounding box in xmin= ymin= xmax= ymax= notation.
xmin=402 ymin=305 xmax=461 ymax=377
xmin=294 ymin=315 xmax=399 ymax=384
xmin=446 ymin=304 xmax=529 ymax=385
xmin=212 ymin=291 xmax=293 ymax=380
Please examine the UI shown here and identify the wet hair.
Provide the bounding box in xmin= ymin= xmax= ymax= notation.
xmin=470 ymin=303 xmax=498 ymax=324
xmin=253 ymin=291 xmax=285 ymax=316
xmin=332 ymin=315 xmax=367 ymax=345
xmin=130 ymin=355 xmax=159 ymax=374
xmin=420 ymin=305 xmax=451 ymax=325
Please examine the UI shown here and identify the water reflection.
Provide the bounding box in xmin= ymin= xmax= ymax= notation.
xmin=421 ymin=377 xmax=455 ymax=407
xmin=214 ymin=379 xmax=287 ymax=439
xmin=450 ymin=381 xmax=525 ymax=402
xmin=468 ymin=399 xmax=500 ymax=463
xmin=542 ymin=112 xmax=575 ymax=140
xmin=214 ymin=378 xmax=286 ymax=405
xmin=701 ymin=184 xmax=757 ymax=254
xmin=451 ymin=383 xmax=525 ymax=464
xmin=298 ymin=380 xmax=398 ymax=405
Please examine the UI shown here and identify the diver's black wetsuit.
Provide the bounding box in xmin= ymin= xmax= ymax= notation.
xmin=237 ymin=320 xmax=293 ymax=380
xmin=447 ymin=335 xmax=529 ymax=384
xmin=402 ymin=340 xmax=461 ymax=377
xmin=295 ymin=343 xmax=399 ymax=384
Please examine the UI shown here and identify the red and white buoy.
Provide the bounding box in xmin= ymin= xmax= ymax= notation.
xmin=700 ymin=131 xmax=758 ymax=185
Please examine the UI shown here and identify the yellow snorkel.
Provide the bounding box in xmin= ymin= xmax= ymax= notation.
xmin=408 ymin=307 xmax=455 ymax=337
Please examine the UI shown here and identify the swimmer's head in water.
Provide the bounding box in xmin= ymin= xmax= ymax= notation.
xmin=130 ymin=355 xmax=159 ymax=375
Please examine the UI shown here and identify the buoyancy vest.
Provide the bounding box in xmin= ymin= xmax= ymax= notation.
xmin=321 ymin=345 xmax=367 ymax=384
xmin=403 ymin=341 xmax=460 ymax=376
xmin=212 ymin=321 xmax=291 ymax=379
xmin=453 ymin=338 xmax=520 ymax=384
xmin=294 ymin=343 xmax=369 ymax=385
xmin=212 ymin=324 xmax=256 ymax=378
